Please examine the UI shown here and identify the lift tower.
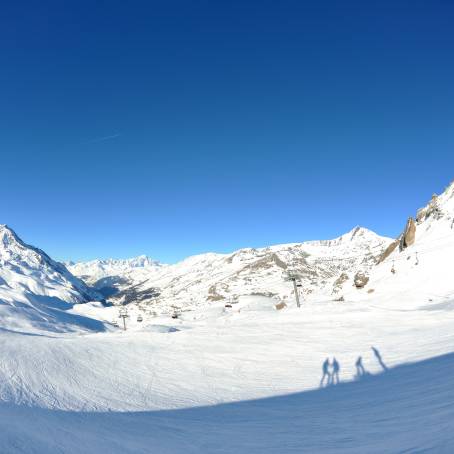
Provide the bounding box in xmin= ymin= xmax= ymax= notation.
xmin=284 ymin=270 xmax=302 ymax=308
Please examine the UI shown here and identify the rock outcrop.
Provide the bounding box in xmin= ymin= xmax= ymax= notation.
xmin=378 ymin=239 xmax=400 ymax=263
xmin=332 ymin=272 xmax=349 ymax=294
xmin=354 ymin=272 xmax=369 ymax=289
xmin=399 ymin=217 xmax=416 ymax=251
xmin=416 ymin=194 xmax=443 ymax=223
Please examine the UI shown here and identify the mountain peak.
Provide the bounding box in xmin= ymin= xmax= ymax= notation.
xmin=0 ymin=224 xmax=18 ymax=242
xmin=0 ymin=225 xmax=103 ymax=333
xmin=345 ymin=226 xmax=382 ymax=241
xmin=0 ymin=224 xmax=33 ymax=257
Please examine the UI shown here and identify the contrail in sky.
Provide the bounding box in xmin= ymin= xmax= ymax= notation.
xmin=87 ymin=133 xmax=121 ymax=144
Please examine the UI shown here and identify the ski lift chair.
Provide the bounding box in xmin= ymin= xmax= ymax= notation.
xmin=391 ymin=261 xmax=396 ymax=274
xmin=137 ymin=314 xmax=143 ymax=322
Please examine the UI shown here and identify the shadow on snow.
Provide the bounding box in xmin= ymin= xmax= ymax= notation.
xmin=1 ymin=350 xmax=454 ymax=453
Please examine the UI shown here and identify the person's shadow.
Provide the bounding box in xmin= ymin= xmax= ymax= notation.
xmin=319 ymin=358 xmax=341 ymax=387
xmin=371 ymin=346 xmax=388 ymax=371
xmin=332 ymin=357 xmax=340 ymax=385
xmin=320 ymin=358 xmax=331 ymax=388
xmin=354 ymin=356 xmax=369 ymax=380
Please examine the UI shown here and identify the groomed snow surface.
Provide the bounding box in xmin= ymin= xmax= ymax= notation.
xmin=1 ymin=293 xmax=454 ymax=453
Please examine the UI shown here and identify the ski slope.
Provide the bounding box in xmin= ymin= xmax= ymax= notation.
xmin=1 ymin=293 xmax=454 ymax=452
xmin=2 ymin=351 xmax=454 ymax=454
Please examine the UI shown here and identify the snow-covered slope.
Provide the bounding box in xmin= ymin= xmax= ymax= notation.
xmin=2 ymin=293 xmax=454 ymax=453
xmin=0 ymin=225 xmax=104 ymax=334
xmin=69 ymin=227 xmax=392 ymax=314
xmin=3 ymin=348 xmax=454 ymax=454
xmin=344 ymin=180 xmax=454 ymax=304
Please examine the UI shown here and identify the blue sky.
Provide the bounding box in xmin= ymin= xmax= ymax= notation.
xmin=1 ymin=1 xmax=454 ymax=263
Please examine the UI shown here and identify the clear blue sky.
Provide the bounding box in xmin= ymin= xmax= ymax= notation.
xmin=1 ymin=1 xmax=454 ymax=263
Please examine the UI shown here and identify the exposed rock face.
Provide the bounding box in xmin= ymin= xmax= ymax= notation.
xmin=206 ymin=284 xmax=225 ymax=302
xmin=378 ymin=239 xmax=400 ymax=263
xmin=332 ymin=273 xmax=349 ymax=294
xmin=399 ymin=217 xmax=416 ymax=251
xmin=416 ymin=194 xmax=443 ymax=223
xmin=354 ymin=272 xmax=369 ymax=289
xmin=242 ymin=253 xmax=288 ymax=272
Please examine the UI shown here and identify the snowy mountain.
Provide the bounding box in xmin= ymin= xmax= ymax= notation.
xmin=68 ymin=226 xmax=392 ymax=313
xmin=0 ymin=225 xmax=104 ymax=333
xmin=343 ymin=180 xmax=454 ymax=304
xmin=66 ymin=255 xmax=162 ymax=280
xmin=67 ymin=255 xmax=164 ymax=300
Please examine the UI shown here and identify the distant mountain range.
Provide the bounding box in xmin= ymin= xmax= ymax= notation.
xmin=2 ymin=179 xmax=454 ymax=328
xmin=67 ymin=226 xmax=392 ymax=313
xmin=66 ymin=179 xmax=454 ymax=313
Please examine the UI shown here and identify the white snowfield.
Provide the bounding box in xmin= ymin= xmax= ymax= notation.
xmin=1 ymin=181 xmax=454 ymax=453
xmin=2 ymin=297 xmax=454 ymax=453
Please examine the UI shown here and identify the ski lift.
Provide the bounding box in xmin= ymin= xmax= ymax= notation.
xmin=137 ymin=314 xmax=143 ymax=322
xmin=112 ymin=320 xmax=119 ymax=327
xmin=171 ymin=313 xmax=179 ymax=319
xmin=225 ymin=303 xmax=232 ymax=308
xmin=228 ymin=296 xmax=238 ymax=305
xmin=391 ymin=260 xmax=396 ymax=274
xmin=415 ymin=252 xmax=419 ymax=266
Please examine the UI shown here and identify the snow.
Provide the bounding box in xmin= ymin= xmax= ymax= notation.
xmin=1 ymin=182 xmax=454 ymax=452
xmin=3 ymin=351 xmax=454 ymax=454
xmin=67 ymin=254 xmax=163 ymax=278
xmin=0 ymin=225 xmax=104 ymax=334
xmin=1 ymin=295 xmax=454 ymax=452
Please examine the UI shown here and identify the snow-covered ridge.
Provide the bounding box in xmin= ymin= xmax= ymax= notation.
xmin=0 ymin=224 xmax=103 ymax=333
xmin=66 ymin=255 xmax=162 ymax=280
xmin=67 ymin=254 xmax=160 ymax=269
